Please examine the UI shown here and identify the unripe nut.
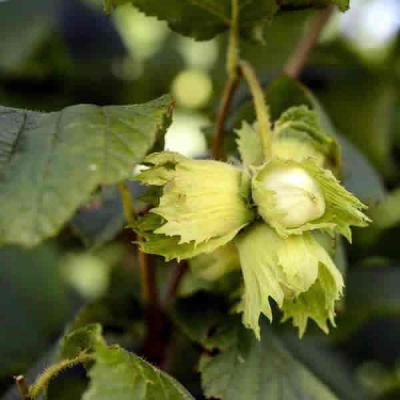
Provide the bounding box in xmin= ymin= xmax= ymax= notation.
xmin=261 ymin=165 xmax=326 ymax=228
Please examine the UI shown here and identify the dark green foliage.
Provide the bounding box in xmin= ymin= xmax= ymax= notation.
xmin=0 ymin=96 xmax=172 ymax=247
xmin=1 ymin=1 xmax=400 ymax=400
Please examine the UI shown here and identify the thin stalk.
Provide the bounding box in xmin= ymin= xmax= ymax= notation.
xmin=117 ymin=182 xmax=136 ymax=226
xmin=29 ymin=353 xmax=93 ymax=399
xmin=211 ymin=0 xmax=241 ymax=160
xmin=165 ymin=261 xmax=188 ymax=306
xmin=284 ymin=5 xmax=334 ymax=78
xmin=117 ymin=182 xmax=155 ymax=306
xmin=15 ymin=376 xmax=31 ymax=400
xmin=211 ymin=75 xmax=239 ymax=160
xmin=117 ymin=181 xmax=165 ymax=365
xmin=239 ymin=60 xmax=272 ymax=160
xmin=227 ymin=0 xmax=240 ymax=78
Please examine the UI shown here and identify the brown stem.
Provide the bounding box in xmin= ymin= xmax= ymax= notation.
xmin=211 ymin=74 xmax=240 ymax=160
xmin=211 ymin=0 xmax=241 ymax=161
xmin=117 ymin=182 xmax=136 ymax=226
xmin=141 ymin=254 xmax=170 ymax=366
xmin=165 ymin=261 xmax=189 ymax=306
xmin=283 ymin=5 xmax=334 ymax=79
xmin=117 ymin=182 xmax=165 ymax=364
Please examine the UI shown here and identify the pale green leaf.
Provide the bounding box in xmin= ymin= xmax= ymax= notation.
xmin=151 ymin=156 xmax=253 ymax=244
xmin=266 ymin=76 xmax=386 ymax=208
xmin=177 ymin=245 xmax=241 ymax=297
xmin=136 ymin=151 xmax=253 ymax=260
xmin=252 ymin=159 xmax=370 ymax=241
xmin=0 ymin=95 xmax=172 ymax=247
xmin=282 ymin=262 xmax=344 ymax=337
xmin=141 ymin=226 xmax=242 ymax=261
xmin=235 ymin=121 xmax=264 ymax=168
xmin=189 ymin=242 xmax=240 ymax=281
xmin=272 ymin=106 xmax=339 ymax=171
xmin=236 ymin=223 xmax=343 ymax=338
xmin=83 ymin=343 xmax=194 ymax=400
xmin=135 ymin=208 xmax=241 ymax=262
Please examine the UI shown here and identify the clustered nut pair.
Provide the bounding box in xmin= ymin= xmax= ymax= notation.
xmin=134 ymin=105 xmax=370 ymax=339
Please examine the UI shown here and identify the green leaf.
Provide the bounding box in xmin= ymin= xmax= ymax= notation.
xmin=110 ymin=0 xmax=346 ymax=41
xmin=82 ymin=343 xmax=195 ymax=400
xmin=200 ymin=319 xmax=339 ymax=400
xmin=104 ymin=0 xmax=130 ymax=14
xmin=313 ymin=42 xmax=396 ymax=175
xmin=236 ymin=121 xmax=264 ymax=167
xmin=0 ymin=95 xmax=172 ymax=247
xmin=272 ymin=105 xmax=339 ymax=170
xmin=337 ymin=265 xmax=400 ymax=337
xmin=59 ymin=324 xmax=105 ymax=360
xmin=71 ymin=187 xmax=126 ymax=249
xmin=337 ymin=134 xmax=386 ymax=209
xmin=125 ymin=0 xmax=279 ymax=41
xmin=280 ymin=0 xmax=348 ymax=11
xmin=283 ymin=337 xmax=367 ymax=400
xmin=172 ymin=293 xmax=227 ymax=348
xmin=368 ymin=188 xmax=400 ymax=231
xmin=0 ymin=245 xmax=70 ymax=378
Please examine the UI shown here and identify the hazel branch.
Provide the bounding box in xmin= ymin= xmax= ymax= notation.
xmin=211 ymin=0 xmax=241 ymax=161
xmin=284 ymin=5 xmax=334 ymax=79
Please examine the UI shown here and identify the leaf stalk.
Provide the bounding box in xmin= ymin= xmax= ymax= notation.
xmin=239 ymin=60 xmax=272 ymax=160
xmin=27 ymin=353 xmax=93 ymax=399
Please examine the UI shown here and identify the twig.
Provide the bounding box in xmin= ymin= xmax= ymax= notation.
xmin=117 ymin=182 xmax=136 ymax=226
xmin=211 ymin=0 xmax=241 ymax=161
xmin=15 ymin=376 xmax=31 ymax=400
xmin=239 ymin=60 xmax=273 ymax=160
xmin=211 ymin=75 xmax=240 ymax=160
xmin=165 ymin=261 xmax=189 ymax=306
xmin=226 ymin=0 xmax=240 ymax=78
xmin=117 ymin=182 xmax=165 ymax=365
xmin=142 ymin=255 xmax=169 ymax=366
xmin=117 ymin=182 xmax=158 ymax=307
xmin=284 ymin=5 xmax=334 ymax=79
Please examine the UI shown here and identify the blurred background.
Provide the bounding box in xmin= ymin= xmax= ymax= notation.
xmin=0 ymin=0 xmax=400 ymax=398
